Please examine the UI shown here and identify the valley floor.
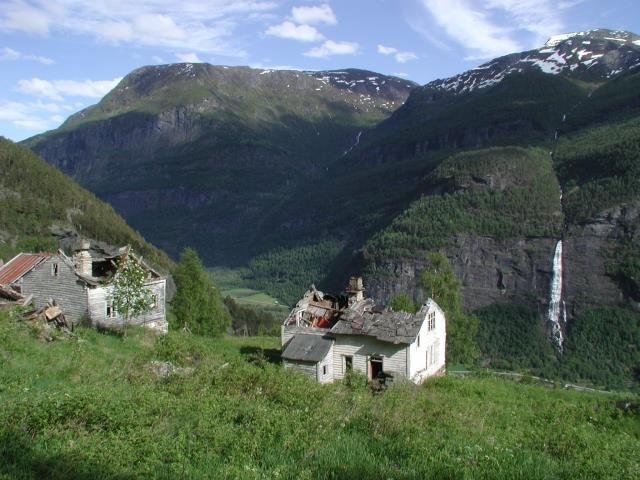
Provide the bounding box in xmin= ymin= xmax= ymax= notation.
xmin=0 ymin=315 xmax=638 ymax=479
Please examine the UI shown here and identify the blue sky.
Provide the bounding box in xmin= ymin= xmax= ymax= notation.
xmin=1 ymin=0 xmax=638 ymax=141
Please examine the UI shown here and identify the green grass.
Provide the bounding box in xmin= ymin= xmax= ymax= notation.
xmin=223 ymin=288 xmax=282 ymax=306
xmin=1 ymin=310 xmax=639 ymax=479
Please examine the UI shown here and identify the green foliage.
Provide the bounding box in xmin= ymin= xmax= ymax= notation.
xmin=224 ymin=296 xmax=280 ymax=336
xmin=0 ymin=137 xmax=172 ymax=270
xmin=171 ymin=248 xmax=230 ymax=336
xmin=555 ymin=117 xmax=640 ymax=223
xmin=0 ymin=312 xmax=638 ymax=479
xmin=111 ymin=252 xmax=153 ymax=329
xmin=389 ymin=293 xmax=417 ymax=313
xmin=475 ymin=303 xmax=558 ymax=373
xmin=560 ymin=307 xmax=640 ymax=390
xmin=364 ymin=147 xmax=563 ymax=261
xmin=246 ymin=240 xmax=341 ymax=305
xmin=420 ymin=252 xmax=479 ymax=364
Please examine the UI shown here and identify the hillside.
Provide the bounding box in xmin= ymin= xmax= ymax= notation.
xmin=24 ymin=65 xmax=416 ymax=265
xmin=0 ymin=314 xmax=638 ymax=479
xmin=0 ymin=138 xmax=172 ymax=271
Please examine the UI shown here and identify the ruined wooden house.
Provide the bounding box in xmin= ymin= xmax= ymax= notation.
xmin=0 ymin=241 xmax=167 ymax=332
xmin=281 ymin=277 xmax=446 ymax=384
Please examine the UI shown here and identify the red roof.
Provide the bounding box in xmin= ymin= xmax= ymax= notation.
xmin=0 ymin=253 xmax=52 ymax=284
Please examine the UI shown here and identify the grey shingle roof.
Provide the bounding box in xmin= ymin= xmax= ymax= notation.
xmin=281 ymin=334 xmax=333 ymax=362
xmin=331 ymin=310 xmax=425 ymax=345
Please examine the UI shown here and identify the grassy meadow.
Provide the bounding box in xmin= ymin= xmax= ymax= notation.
xmin=0 ymin=311 xmax=638 ymax=479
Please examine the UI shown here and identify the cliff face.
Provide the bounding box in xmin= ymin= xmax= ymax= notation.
xmin=366 ymin=200 xmax=640 ymax=323
xmin=366 ymin=237 xmax=556 ymax=312
xmin=564 ymin=202 xmax=640 ymax=313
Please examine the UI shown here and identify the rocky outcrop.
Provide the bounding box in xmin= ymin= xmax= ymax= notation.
xmin=367 ymin=202 xmax=639 ymax=318
xmin=366 ymin=235 xmax=557 ymax=313
xmin=29 ymin=106 xmax=203 ymax=180
xmin=564 ymin=202 xmax=640 ymax=313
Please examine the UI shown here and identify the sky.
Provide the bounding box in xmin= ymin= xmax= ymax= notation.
xmin=1 ymin=0 xmax=639 ymax=141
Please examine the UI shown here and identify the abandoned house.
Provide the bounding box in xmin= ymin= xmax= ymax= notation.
xmin=0 ymin=240 xmax=167 ymax=332
xmin=281 ymin=277 xmax=446 ymax=384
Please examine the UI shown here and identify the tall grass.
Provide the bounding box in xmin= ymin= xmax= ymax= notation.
xmin=0 ymin=312 xmax=638 ymax=479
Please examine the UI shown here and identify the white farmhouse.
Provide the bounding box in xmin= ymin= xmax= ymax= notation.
xmin=281 ymin=278 xmax=446 ymax=384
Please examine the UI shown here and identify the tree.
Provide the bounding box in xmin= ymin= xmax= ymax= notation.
xmin=172 ymin=248 xmax=230 ymax=336
xmin=389 ymin=293 xmax=417 ymax=313
xmin=420 ymin=251 xmax=479 ymax=364
xmin=112 ymin=250 xmax=153 ymax=334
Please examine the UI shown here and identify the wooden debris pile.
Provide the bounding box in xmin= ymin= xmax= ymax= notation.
xmin=24 ymin=300 xmax=74 ymax=341
xmin=0 ymin=283 xmax=31 ymax=308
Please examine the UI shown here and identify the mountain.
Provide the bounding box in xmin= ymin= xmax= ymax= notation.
xmin=0 ymin=137 xmax=171 ymax=271
xmin=22 ymin=29 xmax=640 ymax=388
xmin=24 ymin=65 xmax=416 ymax=265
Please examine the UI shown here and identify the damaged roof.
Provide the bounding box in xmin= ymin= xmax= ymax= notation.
xmin=0 ymin=253 xmax=52 ymax=284
xmin=282 ymin=334 xmax=333 ymax=363
xmin=331 ymin=309 xmax=425 ymax=345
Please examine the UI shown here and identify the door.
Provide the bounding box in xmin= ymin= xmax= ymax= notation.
xmin=368 ymin=356 xmax=383 ymax=380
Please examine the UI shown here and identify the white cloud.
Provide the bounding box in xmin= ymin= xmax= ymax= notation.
xmin=265 ymin=21 xmax=324 ymax=42
xmin=304 ymin=40 xmax=359 ymax=58
xmin=0 ymin=47 xmax=20 ymax=60
xmin=484 ymin=0 xmax=564 ymax=42
xmin=0 ymin=1 xmax=279 ymax=57
xmin=16 ymin=77 xmax=122 ymax=101
xmin=134 ymin=13 xmax=186 ymax=42
xmin=0 ymin=100 xmax=66 ymax=131
xmin=395 ymin=51 xmax=418 ymax=63
xmin=377 ymin=44 xmax=397 ymax=55
xmin=291 ymin=4 xmax=337 ymax=25
xmin=421 ymin=0 xmax=521 ymax=59
xmin=418 ymin=0 xmax=576 ymax=59
xmin=377 ymin=44 xmax=417 ymax=63
xmin=250 ymin=62 xmax=303 ymax=71
xmin=0 ymin=46 xmax=53 ymax=64
xmin=0 ymin=1 xmax=55 ymax=35
xmin=175 ymin=52 xmax=202 ymax=63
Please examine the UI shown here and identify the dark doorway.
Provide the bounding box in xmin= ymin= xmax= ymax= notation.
xmin=369 ymin=356 xmax=383 ymax=380
xmin=344 ymin=355 xmax=353 ymax=372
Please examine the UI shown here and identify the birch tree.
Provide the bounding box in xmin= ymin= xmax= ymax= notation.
xmin=112 ymin=251 xmax=153 ymax=334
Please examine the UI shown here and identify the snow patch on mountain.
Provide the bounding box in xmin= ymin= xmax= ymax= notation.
xmin=426 ymin=29 xmax=640 ymax=95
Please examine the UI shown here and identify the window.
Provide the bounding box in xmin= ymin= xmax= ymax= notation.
xmin=322 ymin=365 xmax=327 ymax=376
xmin=51 ymin=262 xmax=58 ymax=277
xmin=106 ymin=299 xmax=116 ymax=318
xmin=150 ymin=294 xmax=158 ymax=309
xmin=417 ymin=334 xmax=420 ymax=348
xmin=426 ymin=342 xmax=439 ymax=367
xmin=427 ymin=311 xmax=436 ymax=331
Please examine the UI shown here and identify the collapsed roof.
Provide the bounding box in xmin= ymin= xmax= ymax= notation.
xmin=284 ymin=283 xmax=432 ymax=345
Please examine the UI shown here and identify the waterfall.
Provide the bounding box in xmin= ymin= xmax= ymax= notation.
xmin=547 ymin=240 xmax=565 ymax=352
xmin=343 ymin=131 xmax=362 ymax=156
